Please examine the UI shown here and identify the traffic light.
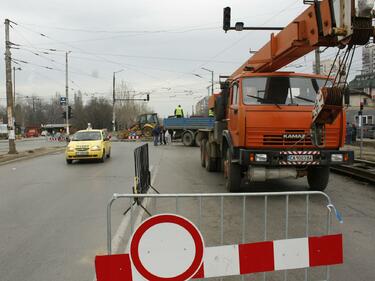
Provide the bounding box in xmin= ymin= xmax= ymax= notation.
xmin=360 ymin=102 xmax=364 ymax=111
xmin=223 ymin=7 xmax=231 ymax=32
xmin=146 ymin=94 xmax=150 ymax=101
xmin=61 ymin=106 xmax=73 ymax=120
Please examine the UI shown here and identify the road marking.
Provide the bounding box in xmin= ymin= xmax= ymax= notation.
xmin=92 ymin=164 xmax=159 ymax=281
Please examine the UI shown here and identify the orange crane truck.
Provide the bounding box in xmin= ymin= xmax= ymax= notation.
xmin=199 ymin=0 xmax=375 ymax=192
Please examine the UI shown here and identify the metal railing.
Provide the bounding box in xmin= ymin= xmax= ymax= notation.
xmin=107 ymin=191 xmax=342 ymax=281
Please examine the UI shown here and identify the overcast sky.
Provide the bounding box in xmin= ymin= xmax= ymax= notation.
xmin=0 ymin=0 xmax=363 ymax=117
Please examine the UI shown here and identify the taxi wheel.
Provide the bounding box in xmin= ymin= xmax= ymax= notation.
xmin=66 ymin=159 xmax=73 ymax=164
xmin=99 ymin=150 xmax=105 ymax=163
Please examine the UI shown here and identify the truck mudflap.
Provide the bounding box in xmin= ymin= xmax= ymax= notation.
xmin=239 ymin=149 xmax=354 ymax=166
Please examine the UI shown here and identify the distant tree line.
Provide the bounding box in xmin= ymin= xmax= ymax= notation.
xmin=0 ymin=82 xmax=152 ymax=131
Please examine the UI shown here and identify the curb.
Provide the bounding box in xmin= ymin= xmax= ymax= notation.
xmin=0 ymin=147 xmax=66 ymax=166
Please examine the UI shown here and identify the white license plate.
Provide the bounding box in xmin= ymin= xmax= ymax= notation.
xmin=287 ymin=155 xmax=313 ymax=162
xmin=76 ymin=151 xmax=89 ymax=156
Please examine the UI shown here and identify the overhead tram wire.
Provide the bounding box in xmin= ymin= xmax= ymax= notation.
xmin=11 ymin=20 xmax=241 ymax=85
xmin=11 ymin=28 xmax=112 ymax=81
xmin=13 ymin=47 xmax=105 ymax=79
xmin=13 ymin=21 xmax=241 ymax=82
xmin=16 ymin=26 xmax=219 ymax=46
xmin=12 ymin=23 xmax=190 ymax=81
xmin=15 ymin=21 xmax=220 ymax=35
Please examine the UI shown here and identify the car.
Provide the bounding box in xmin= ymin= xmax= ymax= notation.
xmin=65 ymin=129 xmax=111 ymax=164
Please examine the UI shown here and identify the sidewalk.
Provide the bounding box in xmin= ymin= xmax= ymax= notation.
xmin=0 ymin=145 xmax=65 ymax=165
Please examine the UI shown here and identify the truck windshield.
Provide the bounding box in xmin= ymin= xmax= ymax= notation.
xmin=242 ymin=76 xmax=331 ymax=105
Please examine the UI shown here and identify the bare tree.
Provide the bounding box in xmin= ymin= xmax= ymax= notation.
xmin=115 ymin=81 xmax=153 ymax=130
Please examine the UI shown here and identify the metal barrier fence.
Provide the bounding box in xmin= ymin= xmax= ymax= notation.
xmin=133 ymin=143 xmax=151 ymax=195
xmin=106 ymin=191 xmax=342 ymax=281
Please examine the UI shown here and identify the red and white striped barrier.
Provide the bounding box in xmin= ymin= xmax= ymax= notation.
xmin=48 ymin=137 xmax=66 ymax=142
xmin=128 ymin=136 xmax=140 ymax=140
xmin=95 ymin=214 xmax=343 ymax=281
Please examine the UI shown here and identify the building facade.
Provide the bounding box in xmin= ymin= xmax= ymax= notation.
xmin=362 ymin=45 xmax=375 ymax=74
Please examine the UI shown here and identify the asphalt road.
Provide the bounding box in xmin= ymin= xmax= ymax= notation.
xmin=0 ymin=142 xmax=374 ymax=281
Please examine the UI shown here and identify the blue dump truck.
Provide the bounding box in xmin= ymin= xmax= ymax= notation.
xmin=163 ymin=117 xmax=214 ymax=146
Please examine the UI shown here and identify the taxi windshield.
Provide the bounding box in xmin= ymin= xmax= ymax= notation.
xmin=242 ymin=76 xmax=331 ymax=105
xmin=71 ymin=131 xmax=101 ymax=141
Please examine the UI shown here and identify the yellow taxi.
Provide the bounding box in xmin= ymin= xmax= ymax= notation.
xmin=65 ymin=129 xmax=111 ymax=164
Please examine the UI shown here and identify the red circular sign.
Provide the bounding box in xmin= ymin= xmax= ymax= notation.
xmin=129 ymin=214 xmax=204 ymax=281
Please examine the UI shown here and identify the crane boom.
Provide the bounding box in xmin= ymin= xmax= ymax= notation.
xmin=229 ymin=0 xmax=374 ymax=78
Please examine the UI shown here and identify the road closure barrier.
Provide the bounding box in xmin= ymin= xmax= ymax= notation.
xmin=48 ymin=136 xmax=66 ymax=142
xmin=96 ymin=191 xmax=343 ymax=281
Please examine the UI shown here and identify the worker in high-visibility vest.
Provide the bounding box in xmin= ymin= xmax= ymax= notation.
xmin=208 ymin=109 xmax=214 ymax=117
xmin=174 ymin=105 xmax=184 ymax=118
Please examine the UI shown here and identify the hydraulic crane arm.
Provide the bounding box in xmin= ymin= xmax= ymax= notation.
xmin=228 ymin=0 xmax=375 ymax=78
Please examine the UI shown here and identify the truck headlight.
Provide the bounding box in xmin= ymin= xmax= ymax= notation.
xmin=91 ymin=145 xmax=101 ymax=151
xmin=67 ymin=147 xmax=75 ymax=152
xmin=255 ymin=154 xmax=267 ymax=162
xmin=331 ymin=154 xmax=343 ymax=162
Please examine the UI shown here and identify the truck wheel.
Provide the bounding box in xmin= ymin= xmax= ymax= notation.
xmin=182 ymin=131 xmax=195 ymax=146
xmin=205 ymin=141 xmax=217 ymax=172
xmin=307 ymin=166 xmax=329 ymax=191
xmin=66 ymin=159 xmax=73 ymax=164
xmin=224 ymin=149 xmax=242 ymax=192
xmin=200 ymin=139 xmax=207 ymax=167
xmin=194 ymin=133 xmax=201 ymax=147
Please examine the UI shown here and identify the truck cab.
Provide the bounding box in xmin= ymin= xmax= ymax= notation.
xmin=200 ymin=72 xmax=353 ymax=192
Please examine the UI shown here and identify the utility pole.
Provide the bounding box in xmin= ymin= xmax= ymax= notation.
xmin=4 ymin=19 xmax=17 ymax=154
xmin=112 ymin=69 xmax=124 ymax=132
xmin=65 ymin=51 xmax=71 ymax=135
xmin=202 ymin=67 xmax=214 ymax=95
xmin=315 ymin=48 xmax=321 ymax=75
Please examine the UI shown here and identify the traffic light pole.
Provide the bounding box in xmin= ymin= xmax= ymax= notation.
xmin=65 ymin=51 xmax=70 ymax=135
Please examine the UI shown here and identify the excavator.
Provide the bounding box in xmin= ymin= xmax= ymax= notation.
xmin=199 ymin=0 xmax=375 ymax=191
xmin=118 ymin=113 xmax=159 ymax=139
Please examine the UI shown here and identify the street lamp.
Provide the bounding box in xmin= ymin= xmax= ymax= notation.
xmin=201 ymin=67 xmax=214 ymax=95
xmin=113 ymin=69 xmax=124 ymax=132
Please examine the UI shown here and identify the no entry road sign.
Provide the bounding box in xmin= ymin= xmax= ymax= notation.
xmin=95 ymin=214 xmax=343 ymax=281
